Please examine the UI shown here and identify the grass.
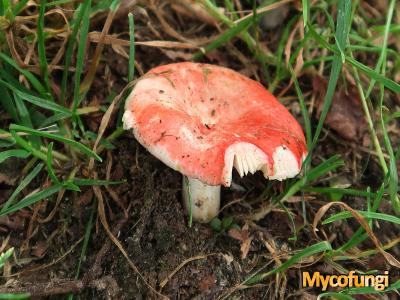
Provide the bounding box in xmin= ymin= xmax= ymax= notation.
xmin=0 ymin=0 xmax=399 ymax=299
xmin=0 ymin=249 xmax=30 ymax=299
xmin=244 ymin=241 xmax=333 ymax=285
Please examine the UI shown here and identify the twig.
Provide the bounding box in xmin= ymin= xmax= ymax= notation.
xmin=0 ymin=276 xmax=119 ymax=297
xmin=159 ymin=253 xmax=218 ymax=289
xmin=92 ymin=184 xmax=168 ymax=299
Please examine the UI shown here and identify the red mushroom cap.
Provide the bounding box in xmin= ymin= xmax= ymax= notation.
xmin=123 ymin=62 xmax=307 ymax=186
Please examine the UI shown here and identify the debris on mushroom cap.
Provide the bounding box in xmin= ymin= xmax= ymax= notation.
xmin=123 ymin=62 xmax=307 ymax=186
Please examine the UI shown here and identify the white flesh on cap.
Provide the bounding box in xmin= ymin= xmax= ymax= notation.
xmin=268 ymin=146 xmax=301 ymax=180
xmin=183 ymin=143 xmax=301 ymax=223
xmin=182 ymin=177 xmax=220 ymax=223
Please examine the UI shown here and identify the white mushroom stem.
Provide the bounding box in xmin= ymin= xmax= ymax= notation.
xmin=182 ymin=177 xmax=220 ymax=223
xmin=181 ymin=145 xmax=302 ymax=223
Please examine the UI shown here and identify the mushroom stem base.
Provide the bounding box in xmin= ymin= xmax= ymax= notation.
xmin=182 ymin=177 xmax=221 ymax=223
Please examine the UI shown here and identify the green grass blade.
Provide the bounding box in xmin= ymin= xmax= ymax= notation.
xmin=0 ymin=79 xmax=71 ymax=114
xmin=199 ymin=0 xmax=275 ymax=65
xmin=1 ymin=0 xmax=10 ymax=14
xmin=45 ymin=0 xmax=76 ymax=6
xmin=322 ymin=211 xmax=400 ymax=225
xmin=39 ymin=112 xmax=71 ymax=127
xmin=78 ymin=0 xmax=120 ymax=100
xmin=280 ymin=155 xmax=344 ymax=202
xmin=301 ymin=187 xmax=375 ymax=198
xmin=350 ymin=52 xmax=388 ymax=175
xmin=307 ymin=25 xmax=400 ymax=93
xmin=377 ymin=0 xmax=400 ymax=214
xmin=270 ymin=15 xmax=299 ymax=92
xmin=0 ymin=247 xmax=14 ymax=268
xmin=332 ymin=182 xmax=386 ymax=254
xmin=306 ymin=0 xmax=352 ymax=163
xmin=90 ymin=0 xmax=116 ymax=13
xmin=224 ymin=0 xmax=237 ymax=20
xmin=302 ymin=0 xmax=310 ymax=28
xmin=193 ymin=15 xmax=254 ymax=60
xmin=12 ymin=0 xmax=29 ymax=15
xmin=318 ymin=293 xmax=355 ymax=300
xmin=128 ymin=12 xmax=135 ymax=82
xmin=0 ymin=149 xmax=30 ymax=164
xmin=10 ymin=131 xmax=47 ymax=161
xmin=389 ymin=111 xmax=400 ymax=119
xmin=46 ymin=142 xmax=59 ymax=184
xmin=13 ymin=91 xmax=41 ymax=147
xmin=9 ymin=124 xmax=102 ymax=162
xmin=347 ymin=279 xmax=400 ymax=295
xmin=0 ymin=67 xmax=36 ymax=95
xmin=0 ymin=84 xmax=18 ymax=121
xmin=244 ymin=241 xmax=332 ymax=285
xmin=289 ymin=64 xmax=311 ymax=147
xmin=0 ymin=53 xmax=46 ymax=96
xmin=60 ymin=0 xmax=90 ymax=103
xmin=40 ymin=107 xmax=98 ymax=127
xmin=305 ymin=155 xmax=344 ymax=182
xmin=364 ymin=0 xmax=396 ymax=99
xmin=72 ymin=0 xmax=91 ymax=115
xmin=73 ymin=178 xmax=125 ymax=186
xmin=0 ymin=163 xmax=44 ymax=212
xmin=0 ymin=294 xmax=31 ymax=300
xmin=0 ymin=183 xmax=63 ymax=216
xmin=346 ymin=55 xmax=400 ymax=93
xmin=335 ymin=0 xmax=352 ymax=52
xmin=37 ymin=0 xmax=50 ymax=94
xmin=117 ymin=12 xmax=135 ymax=128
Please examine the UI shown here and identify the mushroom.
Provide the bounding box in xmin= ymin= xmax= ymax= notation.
xmin=123 ymin=62 xmax=307 ymax=222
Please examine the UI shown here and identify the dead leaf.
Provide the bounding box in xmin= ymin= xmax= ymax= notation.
xmin=366 ymin=0 xmax=388 ymax=14
xmin=198 ymin=273 xmax=216 ymax=293
xmin=227 ymin=228 xmax=243 ymax=241
xmin=221 ymin=253 xmax=234 ymax=265
xmin=300 ymin=292 xmax=318 ymax=300
xmin=159 ymin=49 xmax=193 ymax=61
xmin=88 ymin=32 xmax=199 ymax=49
xmin=240 ymin=235 xmax=252 ymax=260
xmin=286 ymin=195 xmax=314 ymax=203
xmin=313 ymin=75 xmax=367 ymax=141
xmin=169 ymin=0 xmax=217 ymax=25
xmin=77 ymin=189 xmax=93 ymax=206
xmin=0 ymin=215 xmax=25 ymax=231
xmin=367 ymin=254 xmax=387 ymax=269
xmin=228 ymin=223 xmax=252 ymax=259
xmin=0 ymin=173 xmax=17 ymax=185
xmin=259 ymin=3 xmax=290 ymax=30
xmin=31 ymin=241 xmax=48 ymax=258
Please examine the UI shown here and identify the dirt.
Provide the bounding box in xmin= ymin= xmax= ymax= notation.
xmin=1 ymin=127 xmax=399 ymax=299
xmin=75 ymin=138 xmax=399 ymax=299
xmin=86 ymin=138 xmax=256 ymax=299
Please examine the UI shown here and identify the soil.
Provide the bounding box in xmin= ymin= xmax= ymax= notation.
xmin=3 ymin=137 xmax=398 ymax=299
